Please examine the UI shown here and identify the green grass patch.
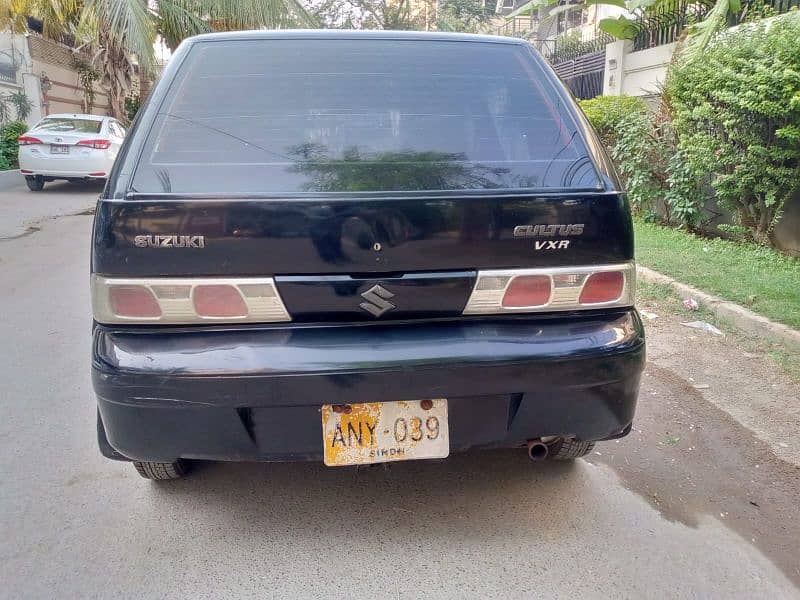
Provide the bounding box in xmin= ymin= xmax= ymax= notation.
xmin=634 ymin=220 xmax=800 ymax=329
xmin=636 ymin=278 xmax=800 ymax=382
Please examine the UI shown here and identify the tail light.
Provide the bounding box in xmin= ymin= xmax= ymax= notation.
xmin=109 ymin=286 xmax=162 ymax=318
xmin=501 ymin=275 xmax=551 ymax=308
xmin=193 ymin=285 xmax=248 ymax=318
xmin=463 ymin=262 xmax=635 ymax=315
xmin=77 ymin=139 xmax=111 ymax=149
xmin=579 ymin=271 xmax=625 ymax=304
xmin=18 ymin=136 xmax=43 ymax=145
xmin=92 ymin=276 xmax=291 ymax=324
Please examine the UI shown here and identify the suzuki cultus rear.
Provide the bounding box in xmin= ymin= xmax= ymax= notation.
xmin=91 ymin=30 xmax=644 ymax=479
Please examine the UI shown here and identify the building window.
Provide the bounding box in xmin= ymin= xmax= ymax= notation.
xmin=557 ymin=7 xmax=587 ymax=34
xmin=0 ymin=62 xmax=17 ymax=84
xmin=568 ymin=7 xmax=586 ymax=28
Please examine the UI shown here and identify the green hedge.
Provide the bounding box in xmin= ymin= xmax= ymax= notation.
xmin=666 ymin=14 xmax=800 ymax=244
xmin=580 ymin=95 xmax=648 ymax=147
xmin=579 ymin=95 xmax=671 ymax=217
xmin=579 ymin=15 xmax=800 ymax=248
xmin=0 ymin=120 xmax=27 ymax=171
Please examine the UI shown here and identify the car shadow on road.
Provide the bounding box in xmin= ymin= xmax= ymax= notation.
xmin=149 ymin=450 xmax=589 ymax=542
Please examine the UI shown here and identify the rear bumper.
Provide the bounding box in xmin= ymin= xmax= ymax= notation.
xmin=21 ymin=170 xmax=107 ymax=179
xmin=19 ymin=150 xmax=113 ymax=178
xmin=93 ymin=310 xmax=645 ymax=463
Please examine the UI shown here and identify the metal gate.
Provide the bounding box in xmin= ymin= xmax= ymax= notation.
xmin=551 ymin=50 xmax=605 ymax=100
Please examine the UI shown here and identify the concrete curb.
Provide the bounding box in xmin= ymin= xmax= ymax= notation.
xmin=637 ymin=265 xmax=800 ymax=352
xmin=0 ymin=169 xmax=21 ymax=190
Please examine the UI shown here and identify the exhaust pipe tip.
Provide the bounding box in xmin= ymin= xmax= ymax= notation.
xmin=527 ymin=440 xmax=549 ymax=461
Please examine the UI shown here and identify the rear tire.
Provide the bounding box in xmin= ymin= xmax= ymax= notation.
xmin=549 ymin=438 xmax=595 ymax=460
xmin=133 ymin=460 xmax=188 ymax=480
xmin=25 ymin=176 xmax=44 ymax=191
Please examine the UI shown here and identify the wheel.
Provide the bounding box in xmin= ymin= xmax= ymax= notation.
xmin=133 ymin=460 xmax=189 ymax=480
xmin=25 ymin=176 xmax=44 ymax=191
xmin=548 ymin=438 xmax=595 ymax=460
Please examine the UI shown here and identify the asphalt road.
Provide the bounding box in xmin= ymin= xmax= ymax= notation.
xmin=1 ymin=180 xmax=798 ymax=599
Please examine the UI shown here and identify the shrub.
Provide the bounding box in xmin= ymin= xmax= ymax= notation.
xmin=579 ymin=95 xmax=649 ymax=147
xmin=666 ymin=14 xmax=800 ymax=245
xmin=579 ymin=95 xmax=671 ymax=217
xmin=0 ymin=120 xmax=26 ymax=170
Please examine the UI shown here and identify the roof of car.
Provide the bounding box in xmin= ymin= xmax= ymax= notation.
xmin=185 ymin=29 xmax=525 ymax=46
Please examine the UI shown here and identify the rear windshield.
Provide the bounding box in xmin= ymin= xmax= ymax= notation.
xmin=132 ymin=39 xmax=600 ymax=194
xmin=35 ymin=117 xmax=102 ymax=134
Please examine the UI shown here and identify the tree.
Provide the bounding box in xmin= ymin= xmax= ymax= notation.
xmin=311 ymin=0 xmax=490 ymax=32
xmin=666 ymin=15 xmax=800 ymax=244
xmin=310 ymin=0 xmax=435 ymax=30
xmin=436 ymin=0 xmax=490 ymax=33
xmin=592 ymin=0 xmax=740 ymax=52
xmin=1 ymin=0 xmax=316 ymax=121
xmin=532 ymin=0 xmax=744 ymax=54
xmin=0 ymin=0 xmax=82 ymax=36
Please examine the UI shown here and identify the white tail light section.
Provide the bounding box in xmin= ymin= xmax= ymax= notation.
xmin=463 ymin=262 xmax=635 ymax=315
xmin=92 ymin=276 xmax=291 ymax=324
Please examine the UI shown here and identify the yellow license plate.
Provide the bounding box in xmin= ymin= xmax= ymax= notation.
xmin=321 ymin=400 xmax=449 ymax=466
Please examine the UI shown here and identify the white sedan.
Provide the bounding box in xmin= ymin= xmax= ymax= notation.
xmin=18 ymin=113 xmax=127 ymax=191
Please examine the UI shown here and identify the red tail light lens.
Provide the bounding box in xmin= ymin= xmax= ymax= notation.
xmin=193 ymin=285 xmax=248 ymax=318
xmin=18 ymin=136 xmax=43 ymax=145
xmin=579 ymin=271 xmax=625 ymax=304
xmin=502 ymin=275 xmax=551 ymax=308
xmin=109 ymin=286 xmax=162 ymax=318
xmin=77 ymin=139 xmax=111 ymax=149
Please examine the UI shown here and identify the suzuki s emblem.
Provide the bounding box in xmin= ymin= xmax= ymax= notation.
xmin=360 ymin=284 xmax=395 ymax=318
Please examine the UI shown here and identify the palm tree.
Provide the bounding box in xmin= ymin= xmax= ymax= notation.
xmin=1 ymin=0 xmax=316 ymax=120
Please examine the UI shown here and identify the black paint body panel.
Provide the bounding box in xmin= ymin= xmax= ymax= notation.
xmin=94 ymin=311 xmax=645 ymax=462
xmin=92 ymin=193 xmax=633 ymax=277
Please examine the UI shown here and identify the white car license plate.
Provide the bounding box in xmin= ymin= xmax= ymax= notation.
xmin=50 ymin=144 xmax=69 ymax=154
xmin=321 ymin=399 xmax=449 ymax=466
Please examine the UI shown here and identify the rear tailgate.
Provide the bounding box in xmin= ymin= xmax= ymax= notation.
xmin=93 ymin=193 xmax=631 ymax=320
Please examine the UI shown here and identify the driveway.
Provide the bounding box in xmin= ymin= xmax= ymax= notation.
xmin=0 ymin=177 xmax=101 ymax=239
xmin=0 ymin=185 xmax=798 ymax=599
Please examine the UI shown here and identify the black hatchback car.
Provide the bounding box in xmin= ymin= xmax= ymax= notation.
xmin=91 ymin=30 xmax=644 ymax=479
